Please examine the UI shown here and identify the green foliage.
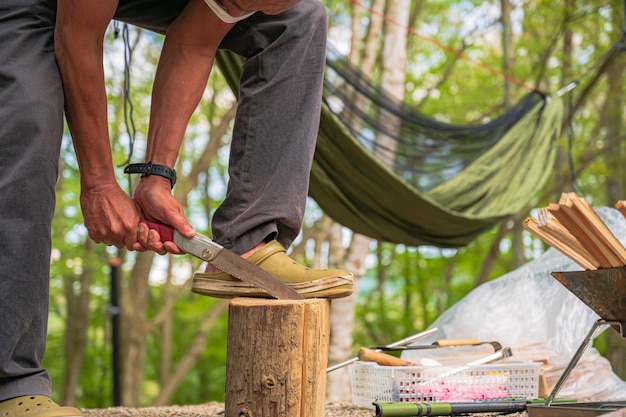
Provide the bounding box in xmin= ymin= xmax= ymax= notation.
xmin=45 ymin=0 xmax=626 ymax=407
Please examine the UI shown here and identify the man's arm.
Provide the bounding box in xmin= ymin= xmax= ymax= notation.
xmin=133 ymin=0 xmax=235 ymax=251
xmin=55 ymin=1 xmax=147 ymax=250
xmin=55 ymin=1 xmax=117 ymax=183
xmin=55 ymin=0 xmax=238 ymax=253
xmin=145 ymin=0 xmax=234 ymax=169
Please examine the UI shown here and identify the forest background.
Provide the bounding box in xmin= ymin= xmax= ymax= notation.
xmin=47 ymin=0 xmax=626 ymax=409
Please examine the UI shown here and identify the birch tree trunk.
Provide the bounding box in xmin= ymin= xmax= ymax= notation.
xmin=325 ymin=0 xmax=385 ymax=401
xmin=500 ymin=0 xmax=513 ymax=108
xmin=326 ymin=230 xmax=369 ymax=402
xmin=326 ymin=0 xmax=409 ymax=402
xmin=376 ymin=0 xmax=408 ymax=157
xmin=499 ymin=0 xmax=527 ymax=270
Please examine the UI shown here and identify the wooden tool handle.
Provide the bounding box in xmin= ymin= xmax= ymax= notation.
xmin=433 ymin=338 xmax=479 ymax=347
xmin=358 ymin=347 xmax=414 ymax=367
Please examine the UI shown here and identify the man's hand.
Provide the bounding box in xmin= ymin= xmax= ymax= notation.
xmin=133 ymin=176 xmax=196 ymax=255
xmin=80 ymin=183 xmax=144 ymax=250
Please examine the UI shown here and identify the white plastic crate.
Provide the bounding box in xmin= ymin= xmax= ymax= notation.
xmin=349 ymin=361 xmax=541 ymax=408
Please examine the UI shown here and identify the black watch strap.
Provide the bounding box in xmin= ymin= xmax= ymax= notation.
xmin=124 ymin=161 xmax=177 ymax=189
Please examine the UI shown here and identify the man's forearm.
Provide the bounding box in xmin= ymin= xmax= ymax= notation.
xmin=55 ymin=2 xmax=119 ymax=190
xmin=145 ymin=0 xmax=234 ymax=168
xmin=144 ymin=41 xmax=213 ymax=168
xmin=56 ymin=44 xmax=116 ymax=188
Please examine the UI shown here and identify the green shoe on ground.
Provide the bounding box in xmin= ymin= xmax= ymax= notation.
xmin=0 ymin=396 xmax=82 ymax=417
xmin=191 ymin=240 xmax=353 ymax=299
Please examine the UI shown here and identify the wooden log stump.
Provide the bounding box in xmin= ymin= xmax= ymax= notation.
xmin=225 ymin=298 xmax=331 ymax=417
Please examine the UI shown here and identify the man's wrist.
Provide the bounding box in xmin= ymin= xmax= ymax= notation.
xmin=124 ymin=161 xmax=177 ymax=189
xmin=79 ymin=169 xmax=118 ymax=191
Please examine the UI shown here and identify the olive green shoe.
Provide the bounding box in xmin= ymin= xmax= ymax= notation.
xmin=191 ymin=240 xmax=353 ymax=299
xmin=0 ymin=396 xmax=82 ymax=417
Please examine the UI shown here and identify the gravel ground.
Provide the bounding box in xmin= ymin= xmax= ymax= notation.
xmin=82 ymin=402 xmax=529 ymax=417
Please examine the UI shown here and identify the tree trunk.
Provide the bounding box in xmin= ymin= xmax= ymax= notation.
xmin=475 ymin=219 xmax=510 ymax=286
xmin=61 ymin=239 xmax=96 ymax=406
xmin=361 ymin=0 xmax=385 ymax=74
xmin=554 ymin=0 xmax=576 ymax=194
xmin=344 ymin=0 xmax=385 ymax=127
xmin=159 ymin=260 xmax=175 ymax=388
xmin=326 ymin=0 xmax=387 ymax=401
xmin=376 ymin=0 xmax=408 ymax=156
xmin=325 ymin=233 xmax=368 ymax=403
xmin=511 ymin=214 xmax=527 ymax=268
xmin=500 ymin=0 xmax=513 ymax=107
xmin=326 ymin=0 xmax=409 ymax=402
xmin=120 ymin=250 xmax=154 ymax=406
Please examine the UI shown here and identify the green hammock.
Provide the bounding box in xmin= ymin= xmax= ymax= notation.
xmin=216 ymin=50 xmax=563 ymax=248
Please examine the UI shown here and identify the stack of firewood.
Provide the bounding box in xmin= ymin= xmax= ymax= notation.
xmin=524 ymin=193 xmax=626 ymax=270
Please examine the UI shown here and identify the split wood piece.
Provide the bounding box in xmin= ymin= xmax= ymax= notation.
xmin=537 ymin=207 xmax=600 ymax=269
xmin=535 ymin=207 xmax=600 ymax=269
xmin=524 ymin=218 xmax=598 ymax=270
xmin=225 ymin=298 xmax=330 ymax=417
xmin=550 ymin=197 xmax=613 ymax=267
xmin=547 ymin=200 xmax=615 ymax=268
xmin=561 ymin=193 xmax=626 ymax=266
xmin=570 ymin=193 xmax=626 ymax=265
xmin=616 ymin=200 xmax=626 ymax=220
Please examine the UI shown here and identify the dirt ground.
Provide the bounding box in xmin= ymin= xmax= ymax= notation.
xmin=82 ymin=402 xmax=529 ymax=417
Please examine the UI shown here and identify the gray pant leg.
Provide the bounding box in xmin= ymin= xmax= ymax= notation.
xmin=214 ymin=0 xmax=328 ymax=254
xmin=0 ymin=0 xmax=64 ymax=401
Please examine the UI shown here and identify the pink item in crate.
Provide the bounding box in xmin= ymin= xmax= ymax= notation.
xmin=414 ymin=380 xmax=510 ymax=402
xmin=398 ymin=376 xmax=511 ymax=402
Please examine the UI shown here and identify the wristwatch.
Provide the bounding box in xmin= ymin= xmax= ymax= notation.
xmin=124 ymin=161 xmax=177 ymax=189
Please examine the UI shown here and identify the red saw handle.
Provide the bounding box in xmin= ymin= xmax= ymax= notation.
xmin=140 ymin=220 xmax=175 ymax=242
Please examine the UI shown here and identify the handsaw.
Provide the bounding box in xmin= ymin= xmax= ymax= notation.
xmin=141 ymin=220 xmax=303 ymax=300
